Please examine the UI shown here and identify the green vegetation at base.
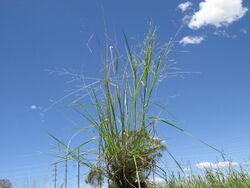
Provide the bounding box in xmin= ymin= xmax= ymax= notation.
xmin=150 ymin=167 xmax=250 ymax=188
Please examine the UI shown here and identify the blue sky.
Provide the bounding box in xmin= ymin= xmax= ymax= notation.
xmin=0 ymin=0 xmax=249 ymax=186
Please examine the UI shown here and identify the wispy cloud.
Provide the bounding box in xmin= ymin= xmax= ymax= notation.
xmin=179 ymin=36 xmax=204 ymax=45
xmin=196 ymin=161 xmax=238 ymax=169
xmin=30 ymin=105 xmax=37 ymax=110
xmin=213 ymin=30 xmax=237 ymax=38
xmin=240 ymin=28 xmax=248 ymax=34
xmin=188 ymin=0 xmax=248 ymax=29
xmin=178 ymin=1 xmax=192 ymax=12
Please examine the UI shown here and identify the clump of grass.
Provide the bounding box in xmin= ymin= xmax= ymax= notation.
xmin=81 ymin=28 xmax=168 ymax=187
xmin=50 ymin=26 xmax=220 ymax=187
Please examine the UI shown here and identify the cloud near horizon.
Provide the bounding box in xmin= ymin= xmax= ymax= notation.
xmin=188 ymin=0 xmax=248 ymax=29
xmin=196 ymin=161 xmax=238 ymax=169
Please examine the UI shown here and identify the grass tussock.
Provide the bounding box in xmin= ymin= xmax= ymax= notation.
xmin=82 ymin=28 xmax=169 ymax=188
xmin=49 ymin=27 xmax=225 ymax=188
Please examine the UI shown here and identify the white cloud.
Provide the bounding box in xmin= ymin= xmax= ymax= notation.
xmin=30 ymin=105 xmax=37 ymax=110
xmin=243 ymin=161 xmax=250 ymax=166
xmin=240 ymin=28 xmax=247 ymax=34
xmin=189 ymin=0 xmax=248 ymax=29
xmin=178 ymin=1 xmax=192 ymax=12
xmin=196 ymin=161 xmax=238 ymax=169
xmin=213 ymin=30 xmax=237 ymax=38
xmin=179 ymin=36 xmax=204 ymax=45
xmin=154 ymin=177 xmax=165 ymax=183
xmin=149 ymin=176 xmax=165 ymax=184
